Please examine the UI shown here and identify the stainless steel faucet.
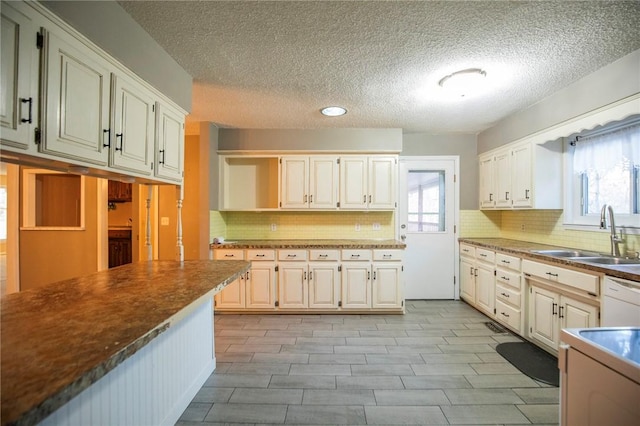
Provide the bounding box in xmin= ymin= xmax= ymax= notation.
xmin=600 ymin=204 xmax=622 ymax=257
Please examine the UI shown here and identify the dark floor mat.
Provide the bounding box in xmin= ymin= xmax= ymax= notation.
xmin=496 ymin=341 xmax=559 ymax=387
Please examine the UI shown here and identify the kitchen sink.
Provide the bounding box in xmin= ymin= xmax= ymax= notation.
xmin=571 ymin=256 xmax=640 ymax=265
xmin=532 ymin=249 xmax=600 ymax=258
xmin=577 ymin=328 xmax=640 ymax=365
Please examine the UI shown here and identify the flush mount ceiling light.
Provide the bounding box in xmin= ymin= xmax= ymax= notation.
xmin=438 ymin=68 xmax=487 ymax=97
xmin=320 ymin=106 xmax=347 ymax=117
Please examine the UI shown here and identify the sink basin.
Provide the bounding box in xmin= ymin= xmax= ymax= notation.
xmin=572 ymin=256 xmax=640 ymax=265
xmin=533 ymin=249 xmax=600 ymax=258
xmin=578 ymin=328 xmax=640 ymax=365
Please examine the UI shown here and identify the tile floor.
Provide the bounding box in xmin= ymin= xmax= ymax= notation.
xmin=177 ymin=300 xmax=559 ymax=425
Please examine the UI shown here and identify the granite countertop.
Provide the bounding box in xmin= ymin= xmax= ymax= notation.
xmin=1 ymin=260 xmax=250 ymax=426
xmin=210 ymin=239 xmax=406 ymax=250
xmin=459 ymin=238 xmax=640 ymax=282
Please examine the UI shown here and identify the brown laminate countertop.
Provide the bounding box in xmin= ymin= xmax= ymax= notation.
xmin=458 ymin=238 xmax=640 ymax=282
xmin=210 ymin=239 xmax=406 ymax=250
xmin=1 ymin=260 xmax=250 ymax=426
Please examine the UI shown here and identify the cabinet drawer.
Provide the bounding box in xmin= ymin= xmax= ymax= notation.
xmin=496 ymin=269 xmax=521 ymax=290
xmin=495 ymin=300 xmax=521 ymax=331
xmin=247 ymin=249 xmax=275 ymax=261
xmin=309 ymin=249 xmax=339 ymax=261
xmin=214 ymin=249 xmax=245 ymax=260
xmin=373 ymin=250 xmax=402 ymax=261
xmin=278 ymin=249 xmax=308 ymax=261
xmin=475 ymin=248 xmax=495 ymax=264
xmin=522 ymin=260 xmax=599 ymax=295
xmin=460 ymin=244 xmax=475 ymax=258
xmin=495 ymin=253 xmax=521 ymax=271
xmin=496 ymin=284 xmax=521 ymax=309
xmin=341 ymin=249 xmax=372 ymax=261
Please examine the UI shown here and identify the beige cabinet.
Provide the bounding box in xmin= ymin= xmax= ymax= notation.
xmin=277 ymin=250 xmax=308 ymax=309
xmin=341 ymin=249 xmax=372 ymax=308
xmin=371 ymin=249 xmax=403 ymax=309
xmin=0 ymin=2 xmax=38 ymax=151
xmin=213 ymin=249 xmax=246 ymax=309
xmin=40 ymin=27 xmax=112 ymax=165
xmin=110 ymin=73 xmax=155 ymax=175
xmin=528 ymin=284 xmax=598 ymax=350
xmin=494 ymin=252 xmax=523 ymax=333
xmin=308 ymin=262 xmax=340 ymax=308
xmin=479 ymin=140 xmax=562 ymax=210
xmin=458 ymin=243 xmax=495 ymax=318
xmin=154 ymin=101 xmax=184 ymax=182
xmin=280 ymin=155 xmax=338 ymax=209
xmin=340 ymin=156 xmax=397 ymax=210
xmin=245 ymin=250 xmax=276 ymax=309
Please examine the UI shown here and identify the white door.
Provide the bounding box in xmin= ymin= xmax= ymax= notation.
xmin=399 ymin=157 xmax=458 ymax=299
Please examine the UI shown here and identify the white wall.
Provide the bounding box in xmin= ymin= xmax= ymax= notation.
xmin=218 ymin=128 xmax=403 ymax=152
xmin=478 ymin=49 xmax=640 ymax=153
xmin=41 ymin=0 xmax=192 ymax=111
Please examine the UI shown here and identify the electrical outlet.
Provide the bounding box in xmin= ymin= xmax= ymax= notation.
xmin=161 ymin=217 xmax=170 ymax=226
xmin=372 ymin=223 xmax=381 ymax=231
xmin=270 ymin=223 xmax=277 ymax=231
xmin=521 ymin=224 xmax=526 ymax=231
xmin=355 ymin=223 xmax=361 ymax=231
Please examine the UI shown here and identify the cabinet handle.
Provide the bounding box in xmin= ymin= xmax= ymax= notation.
xmin=552 ymin=302 xmax=558 ymax=315
xmin=367 ymin=271 xmax=370 ymax=280
xmin=474 ymin=268 xmax=478 ymax=277
xmin=489 ymin=193 xmax=493 ymax=201
xmin=246 ymin=271 xmax=249 ymax=280
xmin=256 ymin=254 xmax=265 ymax=257
xmin=304 ymin=194 xmax=308 ymax=203
xmin=479 ymin=253 xmax=487 ymax=257
xmin=309 ymin=195 xmax=313 ymax=203
xmin=501 ymin=260 xmax=510 ymax=264
xmin=501 ymin=292 xmax=509 ymax=298
xmin=363 ymin=195 xmax=367 ymax=203
xmin=20 ymin=97 xmax=33 ymax=123
xmin=525 ymin=189 xmax=530 ymax=200
xmin=501 ymin=276 xmax=509 ymax=281
xmin=103 ymin=129 xmax=111 ymax=147
xmin=383 ymin=254 xmax=392 ymax=259
xmin=546 ymin=272 xmax=558 ymax=278
xmin=470 ymin=266 xmax=474 ymax=276
xmin=287 ymin=254 xmax=297 ymax=258
xmin=159 ymin=149 xmax=165 ymax=164
xmin=373 ymin=271 xmax=376 ymax=280
xmin=115 ymin=133 xmax=123 ymax=151
xmin=501 ymin=311 xmax=510 ymax=318
xmin=224 ymin=254 xmax=234 ymax=257
xmin=505 ymin=191 xmax=509 ymax=200
xmin=369 ymin=195 xmax=372 ymax=203
xmin=559 ymin=306 xmax=564 ymax=319
xmin=319 ymin=254 xmax=328 ymax=258
xmin=351 ymin=254 xmax=360 ymax=258
xmin=303 ymin=271 xmax=307 ymax=280
xmin=309 ymin=271 xmax=313 ymax=280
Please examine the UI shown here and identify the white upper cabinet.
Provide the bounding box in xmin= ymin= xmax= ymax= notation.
xmin=154 ymin=101 xmax=184 ymax=182
xmin=110 ymin=73 xmax=155 ymax=175
xmin=478 ymin=154 xmax=495 ymax=209
xmin=0 ymin=2 xmax=38 ymax=151
xmin=281 ymin=155 xmax=338 ymax=209
xmin=340 ymin=155 xmax=397 ymax=210
xmin=479 ymin=139 xmax=561 ymax=210
xmin=40 ymin=27 xmax=112 ymax=166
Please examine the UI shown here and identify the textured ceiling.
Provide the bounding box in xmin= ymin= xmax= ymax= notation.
xmin=118 ymin=1 xmax=640 ymax=134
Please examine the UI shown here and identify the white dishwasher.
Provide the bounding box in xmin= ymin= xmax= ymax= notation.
xmin=602 ymin=276 xmax=640 ymax=327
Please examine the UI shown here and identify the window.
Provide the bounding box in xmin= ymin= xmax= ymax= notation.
xmin=565 ymin=117 xmax=640 ymax=229
xmin=407 ymin=170 xmax=445 ymax=232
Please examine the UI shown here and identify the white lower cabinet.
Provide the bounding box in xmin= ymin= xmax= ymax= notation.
xmin=341 ymin=249 xmax=372 ymax=309
xmin=458 ymin=245 xmax=495 ymax=318
xmin=308 ymin=263 xmax=340 ymax=308
xmin=245 ymin=250 xmax=276 ymax=309
xmin=372 ymin=263 xmax=402 ymax=308
xmin=528 ymin=284 xmax=599 ymax=351
xmin=277 ymin=249 xmax=309 ymax=309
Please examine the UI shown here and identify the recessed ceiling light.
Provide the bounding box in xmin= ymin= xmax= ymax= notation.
xmin=438 ymin=68 xmax=487 ymax=97
xmin=320 ymin=106 xmax=347 ymax=117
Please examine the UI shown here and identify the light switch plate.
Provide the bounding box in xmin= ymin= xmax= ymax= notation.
xmin=161 ymin=217 xmax=170 ymax=226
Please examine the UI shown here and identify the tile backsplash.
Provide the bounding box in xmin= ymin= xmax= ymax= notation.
xmin=461 ymin=209 xmax=639 ymax=255
xmin=210 ymin=211 xmax=395 ymax=241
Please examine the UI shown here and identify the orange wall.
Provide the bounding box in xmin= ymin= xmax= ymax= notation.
xmin=183 ymin=134 xmax=210 ymax=260
xmin=19 ymin=175 xmax=100 ymax=291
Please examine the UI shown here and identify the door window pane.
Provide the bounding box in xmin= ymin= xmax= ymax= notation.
xmin=407 ymin=170 xmax=445 ymax=232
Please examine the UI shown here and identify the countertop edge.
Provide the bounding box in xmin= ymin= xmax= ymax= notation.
xmin=209 ymin=239 xmax=407 ymax=250
xmin=458 ymin=238 xmax=640 ymax=282
xmin=2 ymin=260 xmax=250 ymax=426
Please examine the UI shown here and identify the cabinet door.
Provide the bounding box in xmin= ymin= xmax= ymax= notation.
xmin=339 ymin=156 xmax=368 ymax=209
xmin=475 ymin=263 xmax=495 ymax=317
xmin=246 ymin=263 xmax=276 ymax=309
xmin=280 ymin=156 xmax=309 ymax=208
xmin=154 ymin=101 xmax=184 ymax=182
xmin=308 ymin=263 xmax=339 ymax=308
xmin=278 ymin=264 xmax=308 ymax=308
xmin=371 ymin=263 xmax=402 ymax=308
xmin=110 ymin=73 xmax=155 ymax=175
xmin=511 ymin=143 xmax=532 ymax=208
xmin=528 ymin=285 xmax=559 ymax=349
xmin=341 ymin=264 xmax=371 ymax=308
xmin=368 ymin=156 xmax=396 ymax=209
xmin=478 ymin=155 xmax=495 ymax=208
xmin=494 ymin=150 xmax=511 ymax=208
xmin=561 ymin=296 xmax=598 ymax=329
xmin=309 ymin=156 xmax=338 ymax=209
xmin=459 ymin=258 xmax=476 ymax=303
xmin=215 ymin=276 xmax=246 ymax=309
xmin=0 ymin=3 xmax=37 ymax=150
xmin=41 ymin=28 xmax=111 ymax=165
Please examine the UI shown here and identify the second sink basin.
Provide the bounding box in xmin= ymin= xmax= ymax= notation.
xmin=533 ymin=249 xmax=600 ymax=258
xmin=571 ymin=256 xmax=640 ymax=265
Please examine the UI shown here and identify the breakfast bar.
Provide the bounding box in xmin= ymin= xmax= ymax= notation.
xmin=1 ymin=260 xmax=250 ymax=426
